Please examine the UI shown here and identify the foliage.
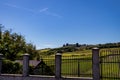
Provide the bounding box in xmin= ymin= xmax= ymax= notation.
xmin=2 ymin=59 xmax=22 ymax=74
xmin=0 ymin=24 xmax=53 ymax=75
xmin=0 ymin=24 xmax=38 ymax=60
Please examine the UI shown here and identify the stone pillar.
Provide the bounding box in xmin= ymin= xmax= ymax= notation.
xmin=0 ymin=54 xmax=3 ymax=75
xmin=23 ymin=53 xmax=29 ymax=77
xmin=55 ymin=53 xmax=62 ymax=78
xmin=92 ymin=48 xmax=100 ymax=80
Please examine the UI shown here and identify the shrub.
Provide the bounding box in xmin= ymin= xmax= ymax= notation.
xmin=2 ymin=60 xmax=22 ymax=74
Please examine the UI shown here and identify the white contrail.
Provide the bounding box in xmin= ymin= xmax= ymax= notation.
xmin=4 ymin=3 xmax=62 ymax=18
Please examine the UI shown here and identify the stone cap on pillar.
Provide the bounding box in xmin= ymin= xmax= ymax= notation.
xmin=0 ymin=54 xmax=3 ymax=60
xmin=23 ymin=53 xmax=30 ymax=56
xmin=0 ymin=54 xmax=3 ymax=56
xmin=92 ymin=47 xmax=99 ymax=50
xmin=56 ymin=53 xmax=62 ymax=55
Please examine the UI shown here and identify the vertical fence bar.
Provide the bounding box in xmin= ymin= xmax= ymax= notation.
xmin=78 ymin=59 xmax=80 ymax=77
xmin=0 ymin=54 xmax=3 ymax=75
xmin=92 ymin=48 xmax=100 ymax=80
xmin=23 ymin=53 xmax=29 ymax=77
xmin=119 ymin=50 xmax=120 ymax=78
xmin=100 ymin=51 xmax=103 ymax=79
xmin=119 ymin=51 xmax=120 ymax=77
xmin=55 ymin=53 xmax=62 ymax=78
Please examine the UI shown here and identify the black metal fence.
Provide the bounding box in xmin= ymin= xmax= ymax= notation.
xmin=100 ymin=49 xmax=120 ymax=80
xmin=40 ymin=55 xmax=93 ymax=77
xmin=61 ymin=56 xmax=92 ymax=77
xmin=61 ymin=48 xmax=120 ymax=79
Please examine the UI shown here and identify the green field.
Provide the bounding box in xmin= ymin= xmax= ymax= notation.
xmin=40 ymin=48 xmax=120 ymax=78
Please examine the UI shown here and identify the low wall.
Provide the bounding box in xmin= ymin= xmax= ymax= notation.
xmin=0 ymin=74 xmax=93 ymax=80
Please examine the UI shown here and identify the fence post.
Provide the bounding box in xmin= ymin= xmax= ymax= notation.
xmin=92 ymin=48 xmax=100 ymax=80
xmin=23 ymin=53 xmax=29 ymax=77
xmin=0 ymin=54 xmax=3 ymax=75
xmin=55 ymin=53 xmax=62 ymax=78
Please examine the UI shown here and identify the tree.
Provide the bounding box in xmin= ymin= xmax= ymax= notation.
xmin=63 ymin=44 xmax=66 ymax=47
xmin=0 ymin=24 xmax=3 ymax=39
xmin=66 ymin=43 xmax=69 ymax=46
xmin=0 ymin=24 xmax=38 ymax=60
xmin=25 ymin=43 xmax=37 ymax=60
xmin=76 ymin=43 xmax=79 ymax=47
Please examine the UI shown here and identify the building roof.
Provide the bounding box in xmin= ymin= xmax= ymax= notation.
xmin=15 ymin=60 xmax=41 ymax=67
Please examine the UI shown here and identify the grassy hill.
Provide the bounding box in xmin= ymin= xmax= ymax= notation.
xmin=37 ymin=42 xmax=120 ymax=57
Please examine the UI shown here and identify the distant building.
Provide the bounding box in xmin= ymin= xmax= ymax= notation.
xmin=15 ymin=60 xmax=41 ymax=67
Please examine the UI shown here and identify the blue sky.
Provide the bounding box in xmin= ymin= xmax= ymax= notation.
xmin=0 ymin=0 xmax=120 ymax=49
